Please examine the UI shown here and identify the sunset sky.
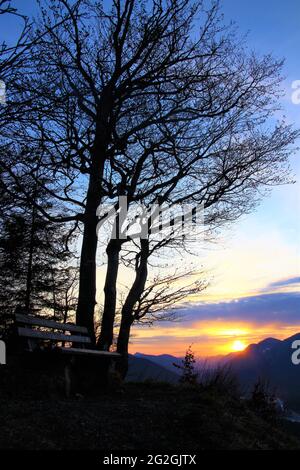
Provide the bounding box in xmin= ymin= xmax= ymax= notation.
xmin=2 ymin=1 xmax=300 ymax=357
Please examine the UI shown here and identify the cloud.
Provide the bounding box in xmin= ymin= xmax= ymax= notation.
xmin=266 ymin=276 xmax=300 ymax=289
xmin=131 ymin=278 xmax=300 ymax=356
xmin=133 ymin=288 xmax=300 ymax=332
xmin=182 ymin=292 xmax=300 ymax=326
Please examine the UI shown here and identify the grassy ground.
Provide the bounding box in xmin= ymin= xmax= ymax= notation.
xmin=0 ymin=379 xmax=299 ymax=450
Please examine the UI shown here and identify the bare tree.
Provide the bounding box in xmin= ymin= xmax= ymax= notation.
xmin=2 ymin=0 xmax=299 ymax=351
xmin=91 ymin=0 xmax=298 ymax=351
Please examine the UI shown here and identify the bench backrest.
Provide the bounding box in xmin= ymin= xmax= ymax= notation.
xmin=15 ymin=313 xmax=91 ymax=351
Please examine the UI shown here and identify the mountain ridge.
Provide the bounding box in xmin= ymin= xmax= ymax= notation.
xmin=130 ymin=333 xmax=300 ymax=409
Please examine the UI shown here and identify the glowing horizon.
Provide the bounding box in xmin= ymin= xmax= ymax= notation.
xmin=129 ymin=317 xmax=300 ymax=357
xmin=128 ymin=277 xmax=300 ymax=357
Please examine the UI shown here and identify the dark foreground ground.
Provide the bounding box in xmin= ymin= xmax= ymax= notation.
xmin=0 ymin=379 xmax=300 ymax=450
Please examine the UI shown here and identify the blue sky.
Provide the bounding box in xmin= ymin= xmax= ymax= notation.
xmin=1 ymin=1 xmax=300 ymax=356
xmin=221 ymin=0 xmax=300 ymax=243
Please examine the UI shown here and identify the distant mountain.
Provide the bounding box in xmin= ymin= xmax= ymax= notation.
xmin=133 ymin=352 xmax=224 ymax=372
xmin=131 ymin=334 xmax=300 ymax=410
xmin=127 ymin=354 xmax=179 ymax=383
xmin=133 ymin=352 xmax=181 ymax=374
xmin=226 ymin=333 xmax=300 ymax=410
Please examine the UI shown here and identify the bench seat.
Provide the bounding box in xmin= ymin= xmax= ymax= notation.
xmin=59 ymin=347 xmax=120 ymax=357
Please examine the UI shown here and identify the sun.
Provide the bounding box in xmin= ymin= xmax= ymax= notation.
xmin=232 ymin=339 xmax=246 ymax=352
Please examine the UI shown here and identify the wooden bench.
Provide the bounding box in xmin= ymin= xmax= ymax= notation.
xmin=15 ymin=313 xmax=120 ymax=395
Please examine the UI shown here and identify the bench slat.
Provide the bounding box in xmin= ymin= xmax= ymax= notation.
xmin=60 ymin=347 xmax=121 ymax=357
xmin=18 ymin=327 xmax=91 ymax=344
xmin=16 ymin=314 xmax=88 ymax=334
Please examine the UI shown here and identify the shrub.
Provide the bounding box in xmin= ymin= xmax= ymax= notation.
xmin=174 ymin=345 xmax=198 ymax=386
xmin=197 ymin=362 xmax=239 ymax=397
xmin=248 ymin=378 xmax=279 ymax=421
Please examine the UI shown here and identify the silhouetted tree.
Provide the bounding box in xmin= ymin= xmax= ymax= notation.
xmin=0 ymin=179 xmax=76 ymax=330
xmin=91 ymin=0 xmax=299 ymax=353
xmin=1 ymin=0 xmax=299 ymax=354
xmin=46 ymin=265 xmax=79 ymax=323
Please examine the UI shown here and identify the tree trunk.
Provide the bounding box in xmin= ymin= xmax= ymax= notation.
xmin=75 ymin=87 xmax=114 ymax=344
xmin=97 ymin=238 xmax=122 ymax=350
xmin=24 ymin=205 xmax=36 ymax=312
xmin=116 ymin=239 xmax=149 ymax=378
xmin=76 ymin=164 xmax=104 ymax=345
xmin=51 ymin=268 xmax=57 ymax=320
xmin=116 ymin=314 xmax=133 ymax=377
